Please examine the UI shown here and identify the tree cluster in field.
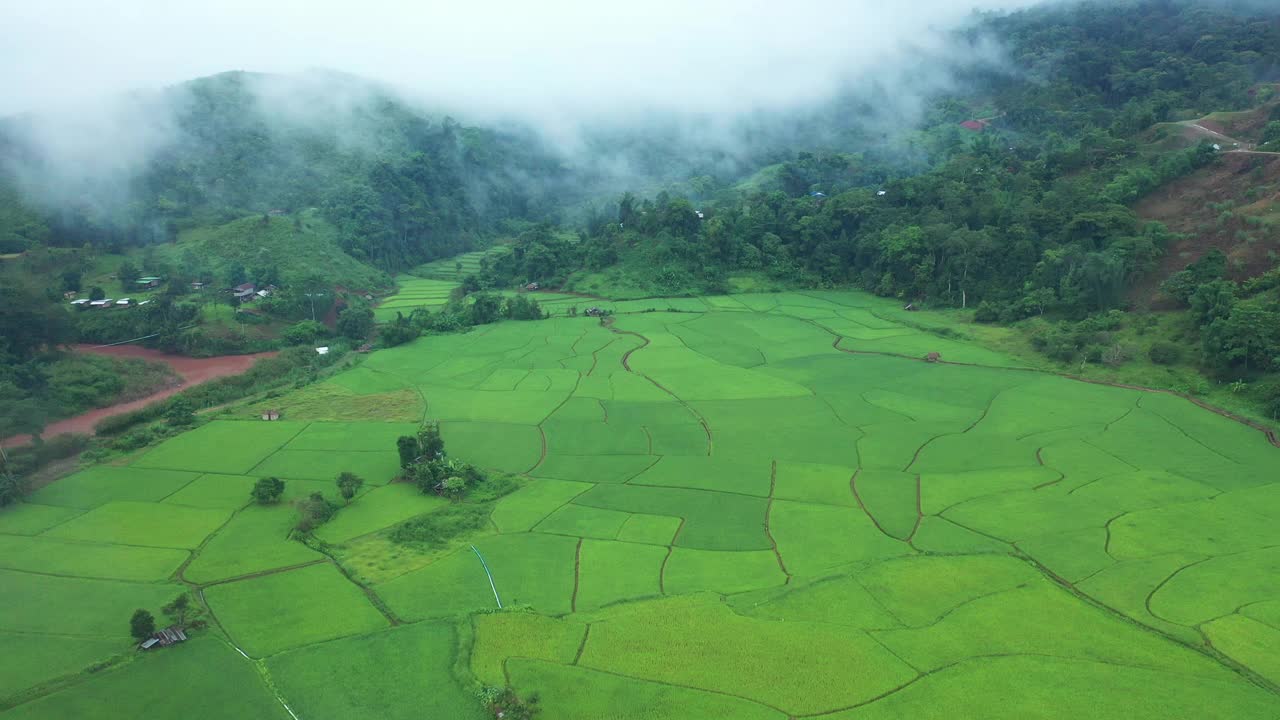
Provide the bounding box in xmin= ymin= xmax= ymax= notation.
xmin=476 ymin=686 xmax=541 ymax=720
xmin=294 ymin=491 xmax=339 ymax=534
xmin=249 ymin=471 xmax=365 ymax=533
xmin=378 ymin=293 xmax=544 ymax=348
xmin=396 ymin=422 xmax=490 ymax=499
xmin=129 ymin=592 xmax=202 ymax=642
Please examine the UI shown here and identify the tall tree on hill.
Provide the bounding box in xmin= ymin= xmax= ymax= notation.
xmin=0 ymin=280 xmax=73 ymax=360
xmin=336 ymin=306 xmax=374 ymax=340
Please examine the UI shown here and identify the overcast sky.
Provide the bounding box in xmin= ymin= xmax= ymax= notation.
xmin=1 ymin=0 xmax=1045 ymax=119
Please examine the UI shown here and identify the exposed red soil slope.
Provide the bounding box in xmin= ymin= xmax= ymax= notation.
xmin=2 ymin=345 xmax=276 ymax=447
xmin=1132 ymin=151 xmax=1280 ymax=307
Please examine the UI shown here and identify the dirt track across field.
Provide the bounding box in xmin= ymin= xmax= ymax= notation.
xmin=1 ymin=345 xmax=276 ymax=447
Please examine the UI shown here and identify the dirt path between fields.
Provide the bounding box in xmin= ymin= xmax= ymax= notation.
xmin=2 ymin=345 xmax=277 ymax=448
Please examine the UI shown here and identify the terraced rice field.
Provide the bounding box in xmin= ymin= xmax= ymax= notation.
xmin=411 ymin=246 xmax=511 ymax=281
xmin=372 ymin=277 xmax=458 ymax=322
xmin=374 ymin=247 xmax=517 ymax=322
xmin=3 ymin=290 xmax=1279 ymax=719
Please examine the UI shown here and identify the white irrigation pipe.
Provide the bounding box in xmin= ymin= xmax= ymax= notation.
xmin=200 ymin=588 xmax=301 ymax=719
xmin=89 ymin=332 xmax=164 ymax=348
xmin=87 ymin=324 xmax=199 ymax=349
xmin=471 ymin=544 xmax=503 ymax=609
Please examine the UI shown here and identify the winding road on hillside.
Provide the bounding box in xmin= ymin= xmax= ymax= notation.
xmin=1177 ymin=119 xmax=1280 ymax=156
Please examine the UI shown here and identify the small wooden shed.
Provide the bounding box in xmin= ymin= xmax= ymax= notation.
xmin=925 ymin=352 xmax=942 ymax=363
xmin=139 ymin=626 xmax=188 ymax=650
xmin=262 ymin=409 xmax=281 ymax=421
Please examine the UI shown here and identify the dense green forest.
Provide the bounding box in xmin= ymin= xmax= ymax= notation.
xmin=3 ymin=0 xmax=1280 ymax=441
xmin=0 ymin=70 xmax=571 ymax=268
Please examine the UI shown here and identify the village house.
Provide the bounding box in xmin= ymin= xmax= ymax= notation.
xmin=261 ymin=409 xmax=281 ymax=421
xmin=191 ymin=281 xmax=205 ymax=291
xmin=135 ymin=276 xmax=162 ymax=289
xmin=232 ymin=282 xmax=257 ymax=301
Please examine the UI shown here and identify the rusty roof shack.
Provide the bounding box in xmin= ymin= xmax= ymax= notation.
xmin=139 ymin=626 xmax=187 ymax=650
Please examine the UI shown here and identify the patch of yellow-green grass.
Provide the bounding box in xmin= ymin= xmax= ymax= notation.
xmin=577 ymin=594 xmax=917 ymax=715
xmin=470 ymin=612 xmax=585 ymax=686
xmin=243 ymin=382 xmax=424 ymax=423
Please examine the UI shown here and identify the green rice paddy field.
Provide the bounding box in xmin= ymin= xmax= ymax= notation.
xmin=3 ymin=289 xmax=1280 ymax=718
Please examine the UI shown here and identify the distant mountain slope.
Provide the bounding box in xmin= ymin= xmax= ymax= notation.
xmin=0 ymin=70 xmax=573 ymax=271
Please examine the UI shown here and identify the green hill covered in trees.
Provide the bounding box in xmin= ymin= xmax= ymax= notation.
xmin=3 ymin=0 xmax=1280 ymax=433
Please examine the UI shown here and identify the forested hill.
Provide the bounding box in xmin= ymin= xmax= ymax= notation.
xmin=0 ymin=70 xmax=573 ymax=270
xmin=1 ymin=3 xmax=1278 ymax=356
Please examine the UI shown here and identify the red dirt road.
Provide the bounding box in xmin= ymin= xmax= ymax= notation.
xmin=2 ymin=345 xmax=276 ymax=448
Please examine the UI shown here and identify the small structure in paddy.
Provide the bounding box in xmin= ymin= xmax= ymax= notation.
xmin=139 ymin=626 xmax=187 ymax=650
xmin=261 ymin=409 xmax=281 ymax=421
xmin=925 ymin=352 xmax=942 ymax=363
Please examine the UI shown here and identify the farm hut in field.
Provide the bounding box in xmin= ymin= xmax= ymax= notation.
xmin=139 ymin=626 xmax=188 ymax=650
xmin=191 ymin=281 xmax=205 ymax=291
xmin=135 ymin=276 xmax=162 ymax=289
xmin=262 ymin=409 xmax=281 ymax=421
xmin=525 ymin=282 xmax=540 ymax=291
xmin=315 ymin=346 xmax=330 ymax=355
xmin=63 ymin=290 xmax=78 ymax=300
xmin=925 ymin=352 xmax=942 ymax=363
